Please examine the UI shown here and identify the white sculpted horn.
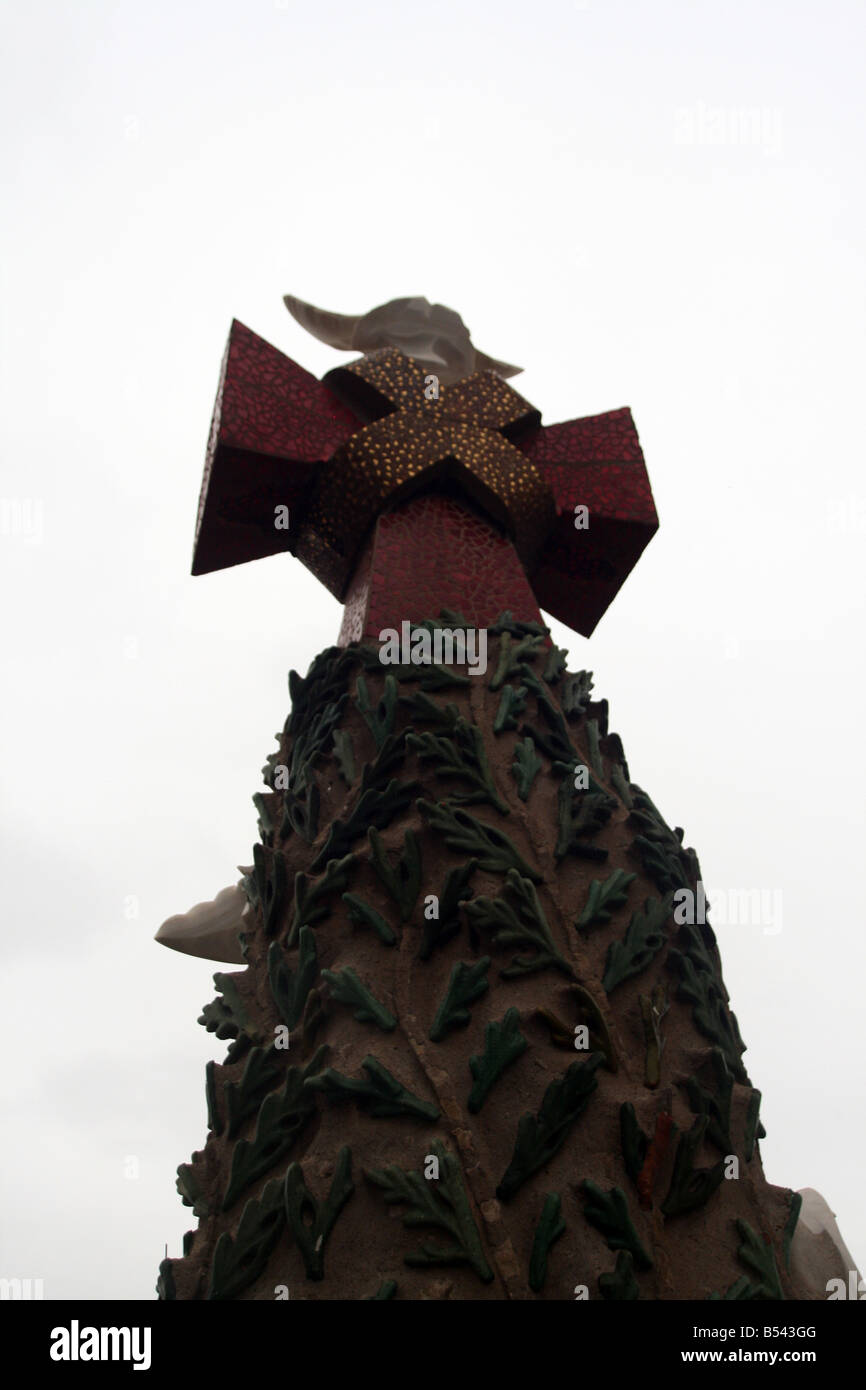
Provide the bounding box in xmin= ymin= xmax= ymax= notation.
xmin=154 ymin=884 xmax=249 ymax=964
xmin=284 ymin=293 xmax=522 ymax=384
xmin=283 ymin=294 xmax=360 ymax=351
xmin=474 ymin=347 xmax=524 ymax=380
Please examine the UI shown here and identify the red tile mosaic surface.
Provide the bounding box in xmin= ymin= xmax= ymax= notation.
xmin=193 ymin=322 xmax=659 ymax=637
xmin=339 ymin=493 xmax=544 ymax=644
xmin=518 ymin=409 xmax=658 ymax=634
xmin=193 ymin=321 xmax=357 ymax=575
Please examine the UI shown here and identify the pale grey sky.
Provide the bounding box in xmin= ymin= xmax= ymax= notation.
xmin=1 ymin=0 xmax=864 ymax=1298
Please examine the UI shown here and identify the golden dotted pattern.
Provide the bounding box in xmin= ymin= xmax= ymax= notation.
xmin=294 ymin=350 xmax=553 ymax=599
xmin=339 ymin=348 xmax=424 ymax=410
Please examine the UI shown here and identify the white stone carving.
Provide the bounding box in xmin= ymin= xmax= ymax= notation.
xmin=284 ymin=293 xmax=521 ymax=386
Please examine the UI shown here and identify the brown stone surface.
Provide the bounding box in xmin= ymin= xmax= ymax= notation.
xmin=163 ymin=626 xmax=812 ymax=1301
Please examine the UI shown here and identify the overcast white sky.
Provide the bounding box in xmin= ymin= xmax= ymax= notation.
xmin=1 ymin=0 xmax=864 ymax=1299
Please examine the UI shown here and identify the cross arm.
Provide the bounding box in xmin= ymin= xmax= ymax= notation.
xmin=192 ymin=320 xmax=359 ymax=576
xmin=518 ymin=408 xmax=659 ymax=636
